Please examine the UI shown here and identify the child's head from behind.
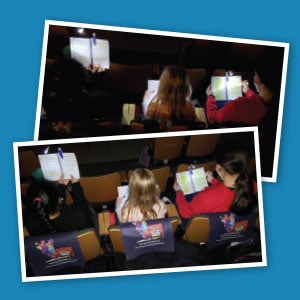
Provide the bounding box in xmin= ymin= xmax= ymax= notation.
xmin=124 ymin=168 xmax=160 ymax=221
xmin=158 ymin=65 xmax=192 ymax=110
xmin=26 ymin=180 xmax=59 ymax=233
xmin=27 ymin=180 xmax=59 ymax=214
xmin=128 ymin=168 xmax=159 ymax=204
xmin=215 ymin=139 xmax=256 ymax=215
xmin=215 ymin=140 xmax=250 ymax=177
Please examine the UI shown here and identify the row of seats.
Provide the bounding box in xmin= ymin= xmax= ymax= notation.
xmin=24 ymin=200 xmax=261 ymax=276
xmin=46 ymin=58 xmax=253 ymax=104
xmin=18 ymin=133 xmax=256 ymax=205
xmin=69 ymin=158 xmax=255 ymax=207
xmin=18 ymin=134 xmax=221 ymax=179
xmin=21 ymin=157 xmax=255 ymax=209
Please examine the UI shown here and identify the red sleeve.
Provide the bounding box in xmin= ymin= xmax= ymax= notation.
xmin=210 ymin=178 xmax=220 ymax=186
xmin=206 ymin=96 xmax=238 ymax=124
xmin=245 ymin=89 xmax=256 ymax=97
xmin=205 ymin=89 xmax=256 ymax=124
xmin=175 ymin=191 xmax=193 ymax=218
xmin=175 ymin=190 xmax=210 ymax=218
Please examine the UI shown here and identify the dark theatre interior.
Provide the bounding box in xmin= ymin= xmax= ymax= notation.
xmin=39 ymin=25 xmax=285 ymax=178
xmin=19 ymin=131 xmax=263 ymax=276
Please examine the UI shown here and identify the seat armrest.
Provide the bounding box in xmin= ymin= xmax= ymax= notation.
xmin=166 ymin=204 xmax=181 ymax=224
xmin=98 ymin=211 xmax=113 ymax=235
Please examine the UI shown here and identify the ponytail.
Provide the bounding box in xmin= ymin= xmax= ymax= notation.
xmin=215 ymin=139 xmax=257 ymax=215
xmin=230 ymin=173 xmax=256 ymax=215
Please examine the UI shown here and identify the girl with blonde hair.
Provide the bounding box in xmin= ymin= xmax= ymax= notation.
xmin=143 ymin=65 xmax=195 ymax=122
xmin=115 ymin=168 xmax=167 ymax=223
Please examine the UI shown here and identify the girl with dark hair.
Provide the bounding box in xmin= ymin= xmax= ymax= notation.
xmin=173 ymin=140 xmax=257 ymax=219
xmin=23 ymin=176 xmax=95 ymax=236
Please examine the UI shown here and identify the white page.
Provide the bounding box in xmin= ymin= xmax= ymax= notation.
xmin=190 ymin=167 xmax=208 ymax=192
xmin=58 ymin=153 xmax=80 ymax=179
xmin=211 ymin=76 xmax=227 ymax=100
xmin=176 ymin=171 xmax=195 ymax=195
xmin=117 ymin=185 xmax=129 ymax=211
xmin=70 ymin=37 xmax=91 ymax=68
xmin=117 ymin=185 xmax=129 ymax=200
xmin=38 ymin=154 xmax=62 ymax=181
xmin=122 ymin=103 xmax=136 ymax=125
xmin=226 ymin=75 xmax=242 ymax=100
xmin=91 ymin=39 xmax=110 ymax=69
xmin=147 ymin=80 xmax=160 ymax=92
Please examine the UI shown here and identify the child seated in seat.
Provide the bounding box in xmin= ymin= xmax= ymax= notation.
xmin=142 ymin=65 xmax=195 ymax=123
xmin=173 ymin=140 xmax=258 ymax=219
xmin=23 ymin=175 xmax=96 ymax=235
xmin=115 ymin=168 xmax=167 ymax=223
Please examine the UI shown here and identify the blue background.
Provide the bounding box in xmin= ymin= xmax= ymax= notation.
xmin=1 ymin=0 xmax=298 ymax=298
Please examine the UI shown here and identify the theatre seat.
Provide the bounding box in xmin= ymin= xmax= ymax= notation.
xmin=183 ymin=211 xmax=257 ymax=250
xmin=99 ymin=203 xmax=181 ymax=236
xmin=24 ymin=228 xmax=104 ymax=276
xmin=107 ymin=63 xmax=155 ymax=103
xmin=18 ymin=150 xmax=40 ymax=179
xmin=152 ymin=135 xmax=186 ymax=165
xmin=184 ymin=133 xmax=220 ymax=161
xmin=128 ymin=166 xmax=171 ymax=194
xmin=80 ymin=172 xmax=121 ymax=209
xmin=77 ymin=228 xmax=105 ymax=260
xmin=108 ymin=217 xmax=180 ymax=257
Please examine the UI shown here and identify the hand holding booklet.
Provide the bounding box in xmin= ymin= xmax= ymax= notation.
xmin=38 ymin=149 xmax=80 ymax=181
xmin=176 ymin=167 xmax=208 ymax=195
xmin=70 ymin=37 xmax=110 ymax=69
xmin=117 ymin=185 xmax=129 ymax=210
xmin=211 ymin=74 xmax=242 ymax=101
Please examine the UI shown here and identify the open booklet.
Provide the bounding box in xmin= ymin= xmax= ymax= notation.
xmin=69 ymin=37 xmax=110 ymax=69
xmin=38 ymin=150 xmax=80 ymax=181
xmin=211 ymin=74 xmax=242 ymax=100
xmin=176 ymin=167 xmax=208 ymax=195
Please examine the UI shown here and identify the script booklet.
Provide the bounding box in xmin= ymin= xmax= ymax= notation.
xmin=176 ymin=167 xmax=208 ymax=195
xmin=117 ymin=185 xmax=129 ymax=210
xmin=117 ymin=185 xmax=129 ymax=200
xmin=211 ymin=75 xmax=242 ymax=100
xmin=147 ymin=80 xmax=160 ymax=92
xmin=70 ymin=37 xmax=110 ymax=69
xmin=38 ymin=152 xmax=80 ymax=181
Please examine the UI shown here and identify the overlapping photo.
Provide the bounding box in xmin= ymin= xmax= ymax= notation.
xmin=34 ymin=20 xmax=289 ymax=181
xmin=15 ymin=128 xmax=266 ymax=282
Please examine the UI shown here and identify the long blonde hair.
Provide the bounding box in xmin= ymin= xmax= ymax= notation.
xmin=121 ymin=168 xmax=161 ymax=222
xmin=156 ymin=65 xmax=192 ymax=117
